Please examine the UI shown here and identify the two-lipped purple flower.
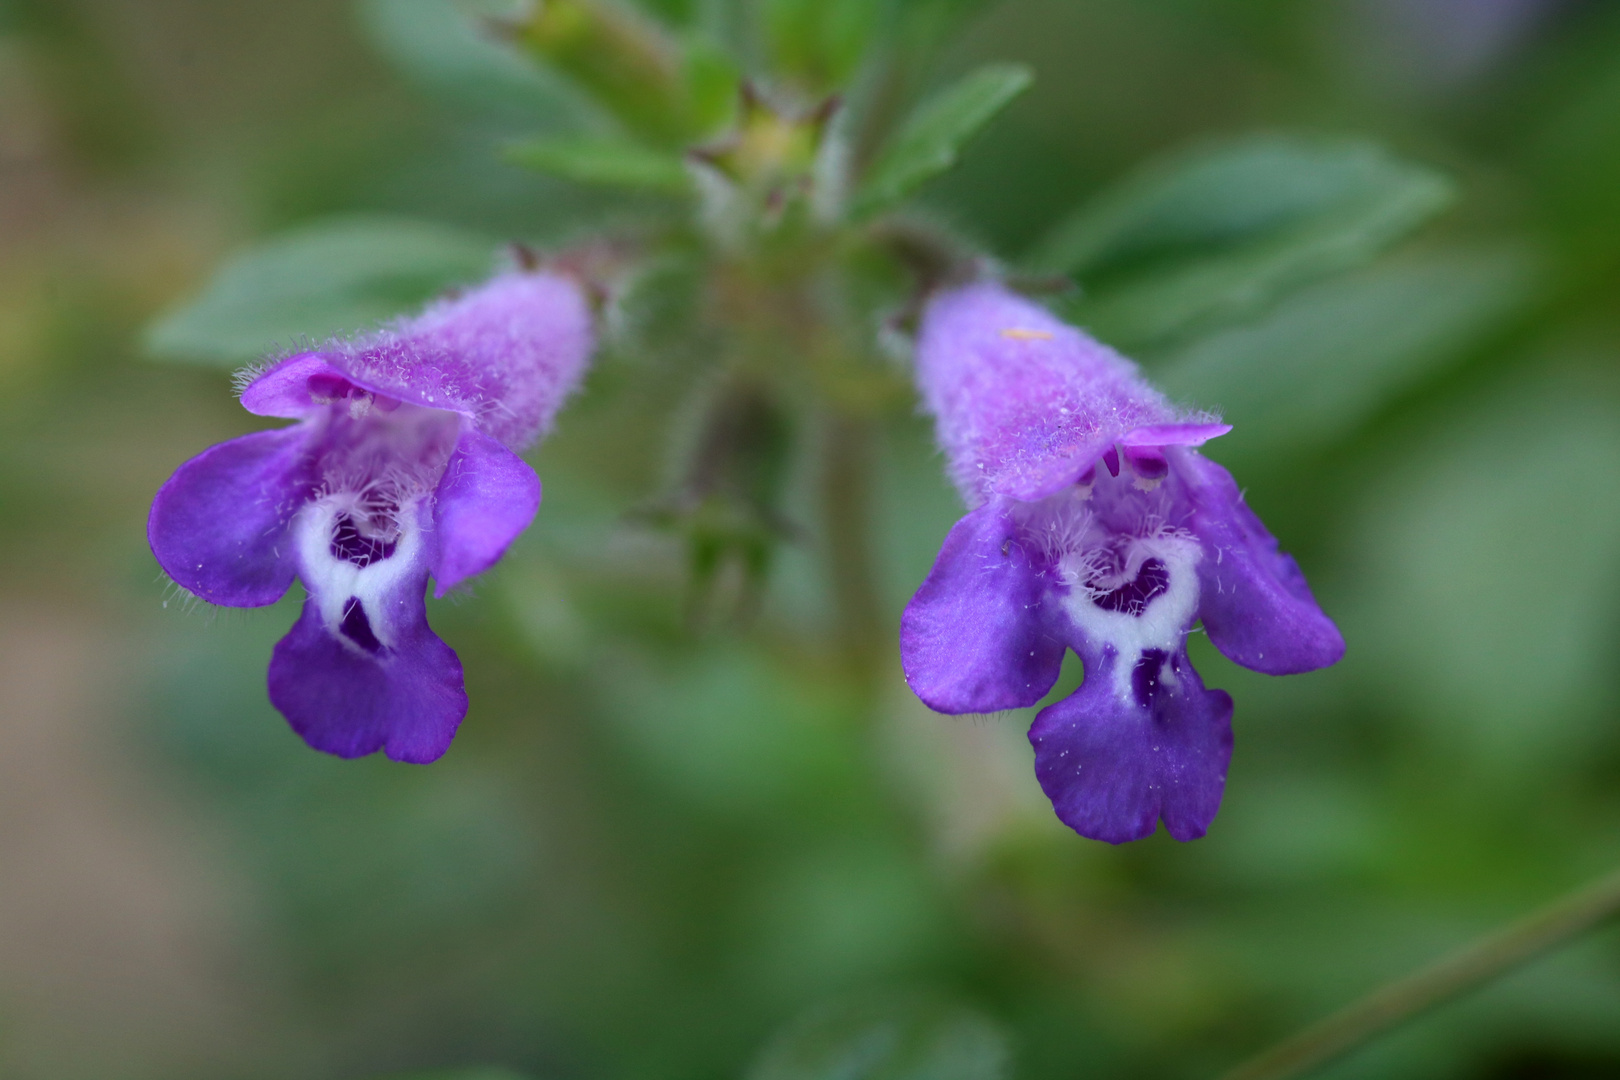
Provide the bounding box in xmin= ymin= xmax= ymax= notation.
xmin=150 ymin=255 xmax=1335 ymax=831
xmin=149 ymin=270 xmax=594 ymax=762
xmin=901 ymin=282 xmax=1343 ymax=843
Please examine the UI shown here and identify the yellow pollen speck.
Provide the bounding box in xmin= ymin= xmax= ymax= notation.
xmin=1000 ymin=328 xmax=1054 ymax=341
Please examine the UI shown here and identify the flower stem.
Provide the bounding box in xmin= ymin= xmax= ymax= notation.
xmin=819 ymin=409 xmax=883 ymax=686
xmin=1220 ymin=865 xmax=1620 ymax=1080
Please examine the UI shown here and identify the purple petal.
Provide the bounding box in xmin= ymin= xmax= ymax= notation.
xmin=239 ymin=353 xmax=354 ymax=418
xmin=914 ymin=282 xmax=1208 ymax=504
xmin=1174 ymin=449 xmax=1346 ymax=674
xmin=320 ymin=272 xmax=595 ymax=450
xmin=995 ymin=444 xmax=1113 ymax=504
xmin=1030 ymin=647 xmax=1233 ymax=843
xmin=900 ymin=500 xmax=1066 ymax=714
xmin=273 ymin=496 xmax=467 ymax=762
xmin=997 ymin=422 xmax=1233 ymax=502
xmin=148 ymin=426 xmax=310 ymax=606
xmin=431 ymin=425 xmax=541 ymax=596
xmin=1121 ymin=422 xmax=1232 ymax=447
xmin=267 ymin=595 xmax=467 ymax=763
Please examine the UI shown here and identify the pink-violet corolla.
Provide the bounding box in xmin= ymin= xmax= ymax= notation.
xmin=901 ymin=281 xmax=1344 ymax=843
xmin=149 ymin=269 xmax=594 ymax=762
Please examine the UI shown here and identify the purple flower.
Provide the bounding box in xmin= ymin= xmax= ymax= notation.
xmin=901 ymin=282 xmax=1343 ymax=843
xmin=149 ymin=270 xmax=595 ymax=762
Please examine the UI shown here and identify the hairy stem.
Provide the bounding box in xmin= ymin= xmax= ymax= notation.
xmin=1220 ymin=865 xmax=1620 ymax=1080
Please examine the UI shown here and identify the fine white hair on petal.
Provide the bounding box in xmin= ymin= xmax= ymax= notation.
xmin=913 ymin=280 xmax=1221 ymax=504
xmin=231 ymin=361 xmax=271 ymax=396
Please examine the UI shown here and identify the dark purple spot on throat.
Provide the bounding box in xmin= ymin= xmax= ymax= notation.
xmin=339 ymin=597 xmax=385 ymax=654
xmin=1124 ymin=446 xmax=1168 ymax=480
xmin=1132 ymin=649 xmax=1168 ymax=707
xmin=1095 ymin=557 xmax=1169 ymax=616
xmin=306 ymin=372 xmax=355 ymax=401
xmin=330 ymin=515 xmax=397 ymax=567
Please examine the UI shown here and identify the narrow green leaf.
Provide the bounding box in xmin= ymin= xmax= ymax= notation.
xmin=749 ymin=991 xmax=1010 ymax=1080
xmin=1028 ymin=135 xmax=1456 ymax=348
xmin=503 ymin=134 xmax=691 ymax=191
xmin=851 ymin=62 xmax=1033 ymax=219
xmin=145 ymin=216 xmax=496 ymax=366
xmin=1067 ymin=174 xmax=1454 ymax=348
xmin=683 ymin=33 xmax=744 ymax=135
xmin=1027 ymin=134 xmax=1446 ymax=275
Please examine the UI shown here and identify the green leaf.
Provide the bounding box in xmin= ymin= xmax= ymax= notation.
xmin=145 ymin=216 xmax=497 ymax=366
xmin=1342 ymin=368 xmax=1620 ymax=765
xmin=629 ymin=0 xmax=699 ymax=24
xmin=893 ymin=0 xmax=997 ymax=54
xmin=503 ymin=134 xmax=690 ymax=191
xmin=596 ymin=645 xmax=854 ymax=813
xmin=368 ymin=1069 xmax=533 ymax=1080
xmin=1154 ymin=244 xmax=1538 ymax=469
xmin=1027 ymin=135 xmax=1456 ymax=348
xmin=764 ymin=0 xmax=883 ymax=91
xmin=682 ymin=32 xmax=744 ymax=135
xmin=851 ymin=62 xmax=1033 ymax=219
xmin=1027 ymin=133 xmax=1450 ymax=275
xmin=505 ymin=0 xmax=726 ymax=146
xmin=356 ymin=0 xmax=593 ymax=126
xmin=749 ymin=991 xmax=1010 ymax=1080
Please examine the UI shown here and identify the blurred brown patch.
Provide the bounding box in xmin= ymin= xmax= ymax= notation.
xmin=0 ymin=605 xmax=281 ymax=1078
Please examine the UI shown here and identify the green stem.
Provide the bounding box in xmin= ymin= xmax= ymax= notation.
xmin=1220 ymin=865 xmax=1620 ymax=1080
xmin=819 ymin=409 xmax=883 ymax=687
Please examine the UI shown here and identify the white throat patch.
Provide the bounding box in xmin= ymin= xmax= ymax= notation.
xmin=1059 ymin=531 xmax=1201 ymax=703
xmin=294 ymin=493 xmax=427 ymax=654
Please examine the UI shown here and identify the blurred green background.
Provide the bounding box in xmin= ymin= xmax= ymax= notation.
xmin=2 ymin=1 xmax=1620 ymax=1078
